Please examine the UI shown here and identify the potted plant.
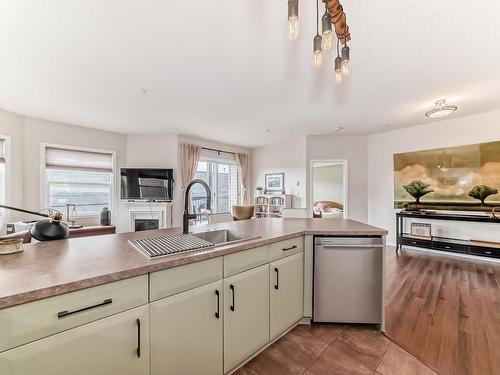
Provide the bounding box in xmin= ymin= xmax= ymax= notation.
xmin=100 ymin=206 xmax=111 ymax=226
xmin=256 ymin=186 xmax=264 ymax=196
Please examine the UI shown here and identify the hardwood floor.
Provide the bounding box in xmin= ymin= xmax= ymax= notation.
xmin=385 ymin=247 xmax=500 ymax=375
xmin=237 ymin=247 xmax=500 ymax=375
xmin=235 ymin=324 xmax=435 ymax=375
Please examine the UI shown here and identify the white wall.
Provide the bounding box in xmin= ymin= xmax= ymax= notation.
xmin=307 ymin=135 xmax=368 ymax=222
xmin=126 ymin=134 xmax=180 ymax=227
xmin=252 ymin=136 xmax=307 ymax=208
xmin=0 ymin=108 xmax=129 ymax=231
xmin=0 ymin=109 xmax=25 ymax=223
xmin=126 ymin=134 xmax=251 ymax=228
xmin=367 ymin=109 xmax=500 ymax=245
xmin=312 ymin=164 xmax=344 ymax=204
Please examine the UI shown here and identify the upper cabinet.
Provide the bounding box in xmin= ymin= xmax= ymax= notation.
xmin=223 ymin=264 xmax=270 ymax=373
xmin=0 ymin=305 xmax=149 ymax=375
xmin=150 ymin=280 xmax=223 ymax=375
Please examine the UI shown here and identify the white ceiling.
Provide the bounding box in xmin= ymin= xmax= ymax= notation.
xmin=1 ymin=0 xmax=499 ymax=147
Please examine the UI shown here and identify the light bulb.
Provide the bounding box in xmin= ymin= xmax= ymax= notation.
xmin=313 ymin=34 xmax=323 ymax=69
xmin=335 ymin=70 xmax=343 ymax=84
xmin=341 ymin=45 xmax=350 ymax=76
xmin=341 ymin=60 xmax=350 ymax=75
xmin=321 ymin=30 xmax=333 ymax=51
xmin=287 ymin=0 xmax=299 ymax=41
xmin=334 ymin=56 xmax=343 ymax=84
xmin=288 ymin=17 xmax=300 ymax=41
xmin=313 ymin=51 xmax=323 ymax=69
xmin=321 ymin=11 xmax=333 ymax=51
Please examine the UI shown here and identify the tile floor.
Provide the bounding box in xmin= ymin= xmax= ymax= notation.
xmin=235 ymin=324 xmax=436 ymax=375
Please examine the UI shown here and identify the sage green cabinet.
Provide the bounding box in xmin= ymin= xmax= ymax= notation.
xmin=0 ymin=305 xmax=149 ymax=375
xmin=223 ymin=264 xmax=270 ymax=373
xmin=150 ymin=280 xmax=223 ymax=375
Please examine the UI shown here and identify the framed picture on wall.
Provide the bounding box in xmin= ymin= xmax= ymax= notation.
xmin=265 ymin=173 xmax=285 ymax=193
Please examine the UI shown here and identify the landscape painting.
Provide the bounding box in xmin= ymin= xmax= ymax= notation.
xmin=394 ymin=140 xmax=500 ymax=211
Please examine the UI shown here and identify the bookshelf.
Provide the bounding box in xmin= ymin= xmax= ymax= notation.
xmin=254 ymin=194 xmax=292 ymax=218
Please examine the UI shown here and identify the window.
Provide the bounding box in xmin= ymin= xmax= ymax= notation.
xmin=44 ymin=146 xmax=114 ymax=216
xmin=191 ymin=160 xmax=239 ymax=223
xmin=0 ymin=138 xmax=6 ymax=204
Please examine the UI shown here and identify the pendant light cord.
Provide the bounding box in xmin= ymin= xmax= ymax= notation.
xmin=316 ymin=0 xmax=319 ymax=34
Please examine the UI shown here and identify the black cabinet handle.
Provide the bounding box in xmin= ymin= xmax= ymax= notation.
xmin=136 ymin=318 xmax=141 ymax=358
xmin=230 ymin=284 xmax=235 ymax=311
xmin=215 ymin=290 xmax=220 ymax=319
xmin=274 ymin=267 xmax=279 ymax=290
xmin=282 ymin=245 xmax=298 ymax=251
xmin=57 ymin=298 xmax=112 ymax=319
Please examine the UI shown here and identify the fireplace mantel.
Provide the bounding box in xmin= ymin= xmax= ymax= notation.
xmin=125 ymin=201 xmax=173 ymax=232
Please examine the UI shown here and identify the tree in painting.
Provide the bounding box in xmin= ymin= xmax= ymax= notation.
xmin=403 ymin=180 xmax=434 ymax=205
xmin=468 ymin=185 xmax=498 ymax=205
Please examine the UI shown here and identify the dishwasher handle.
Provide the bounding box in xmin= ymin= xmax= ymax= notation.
xmin=318 ymin=244 xmax=384 ymax=249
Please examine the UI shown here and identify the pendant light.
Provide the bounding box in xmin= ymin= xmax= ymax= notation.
xmin=341 ymin=45 xmax=350 ymax=75
xmin=425 ymin=99 xmax=458 ymax=118
xmin=334 ymin=39 xmax=343 ymax=83
xmin=287 ymin=0 xmax=300 ymax=41
xmin=285 ymin=0 xmax=352 ymax=84
xmin=312 ymin=0 xmax=323 ymax=68
xmin=321 ymin=8 xmax=333 ymax=51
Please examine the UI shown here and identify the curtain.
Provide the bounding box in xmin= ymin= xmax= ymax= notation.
xmin=180 ymin=143 xmax=201 ymax=216
xmin=235 ymin=152 xmax=251 ymax=205
xmin=0 ymin=139 xmax=5 ymax=163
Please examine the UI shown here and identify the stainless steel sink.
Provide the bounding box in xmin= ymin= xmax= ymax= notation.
xmin=191 ymin=229 xmax=258 ymax=247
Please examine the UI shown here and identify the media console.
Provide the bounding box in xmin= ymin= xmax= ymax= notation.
xmin=396 ymin=211 xmax=500 ymax=259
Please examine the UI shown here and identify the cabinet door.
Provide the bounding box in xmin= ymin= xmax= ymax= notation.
xmin=270 ymin=252 xmax=304 ymax=340
xmin=224 ymin=264 xmax=269 ymax=373
xmin=150 ymin=280 xmax=223 ymax=375
xmin=0 ymin=305 xmax=149 ymax=375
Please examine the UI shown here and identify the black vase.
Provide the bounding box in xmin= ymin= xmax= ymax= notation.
xmin=30 ymin=214 xmax=70 ymax=241
xmin=100 ymin=210 xmax=111 ymax=226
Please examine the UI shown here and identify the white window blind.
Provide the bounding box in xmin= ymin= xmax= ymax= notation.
xmin=45 ymin=147 xmax=113 ymax=172
xmin=0 ymin=139 xmax=5 ymax=163
xmin=44 ymin=146 xmax=114 ymax=216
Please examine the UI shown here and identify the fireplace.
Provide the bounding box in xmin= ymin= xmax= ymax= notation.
xmin=134 ymin=219 xmax=160 ymax=232
xmin=126 ymin=202 xmax=173 ymax=232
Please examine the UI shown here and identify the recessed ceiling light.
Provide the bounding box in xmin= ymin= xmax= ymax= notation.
xmin=425 ymin=99 xmax=457 ymax=118
xmin=334 ymin=126 xmax=344 ymax=132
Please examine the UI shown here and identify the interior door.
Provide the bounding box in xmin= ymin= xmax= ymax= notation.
xmin=224 ymin=264 xmax=270 ymax=373
xmin=270 ymin=252 xmax=304 ymax=339
xmin=0 ymin=305 xmax=149 ymax=375
xmin=150 ymin=280 xmax=223 ymax=375
xmin=311 ymin=160 xmax=347 ymax=219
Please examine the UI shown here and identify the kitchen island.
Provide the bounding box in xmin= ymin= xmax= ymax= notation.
xmin=0 ymin=218 xmax=387 ymax=375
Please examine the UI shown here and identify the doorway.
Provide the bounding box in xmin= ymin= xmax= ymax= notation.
xmin=310 ymin=160 xmax=348 ymax=219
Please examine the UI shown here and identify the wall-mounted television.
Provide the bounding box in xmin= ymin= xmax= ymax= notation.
xmin=120 ymin=168 xmax=174 ymax=201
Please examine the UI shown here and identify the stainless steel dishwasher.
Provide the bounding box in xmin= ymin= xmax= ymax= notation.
xmin=313 ymin=236 xmax=384 ymax=324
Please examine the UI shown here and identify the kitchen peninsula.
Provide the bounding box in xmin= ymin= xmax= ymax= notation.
xmin=0 ymin=218 xmax=387 ymax=375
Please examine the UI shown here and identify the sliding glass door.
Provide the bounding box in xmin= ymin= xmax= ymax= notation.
xmin=192 ymin=160 xmax=239 ymax=223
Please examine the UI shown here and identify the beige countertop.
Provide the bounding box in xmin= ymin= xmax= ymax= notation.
xmin=0 ymin=218 xmax=387 ymax=309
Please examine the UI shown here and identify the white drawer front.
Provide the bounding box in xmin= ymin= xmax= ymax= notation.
xmin=150 ymin=257 xmax=222 ymax=301
xmin=223 ymin=246 xmax=270 ymax=277
xmin=269 ymin=237 xmax=304 ymax=261
xmin=0 ymin=275 xmax=148 ymax=352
